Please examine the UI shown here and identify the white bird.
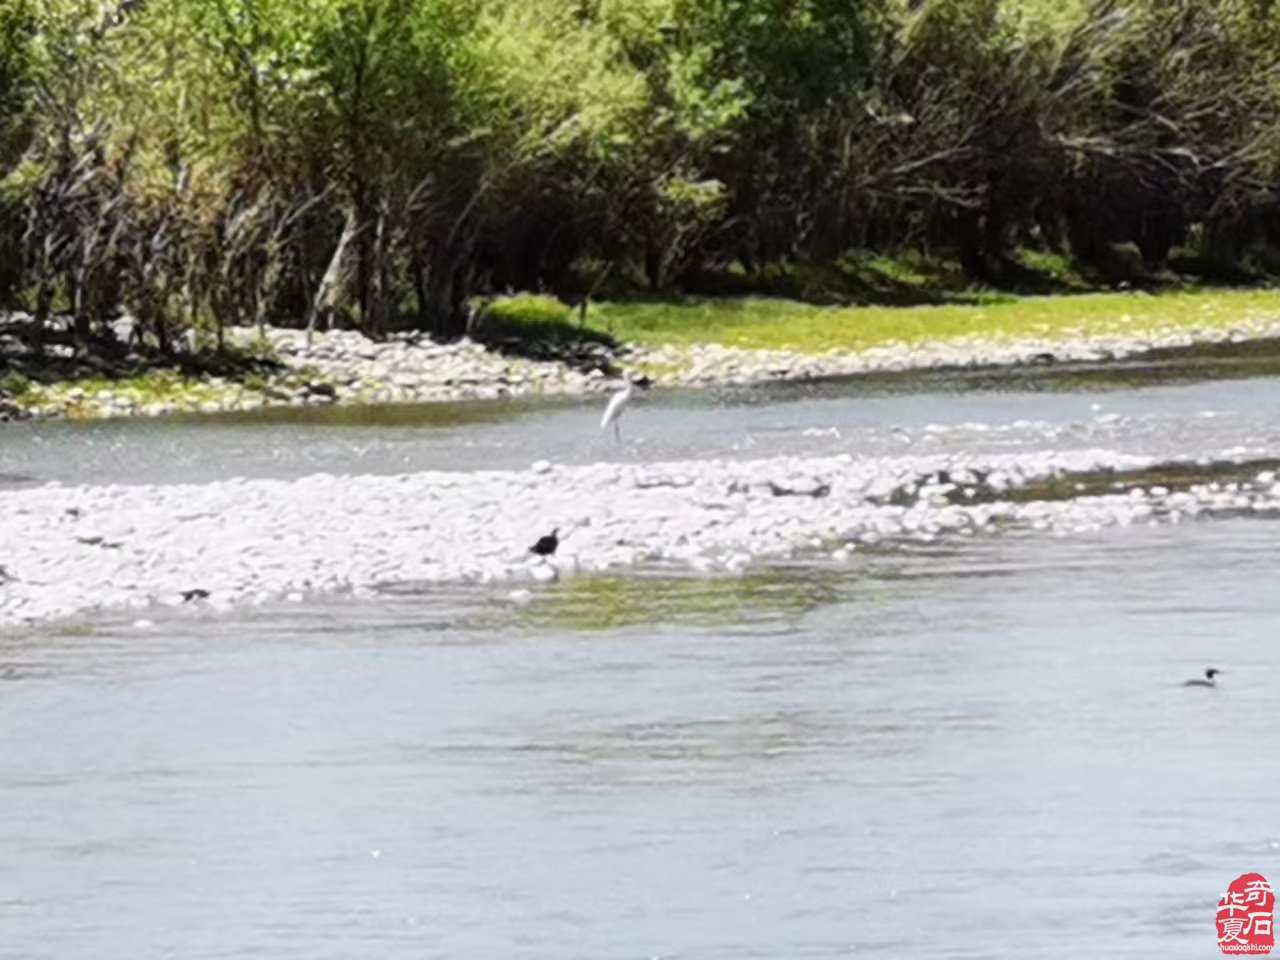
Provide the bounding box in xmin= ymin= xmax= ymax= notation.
xmin=600 ymin=371 xmax=636 ymax=443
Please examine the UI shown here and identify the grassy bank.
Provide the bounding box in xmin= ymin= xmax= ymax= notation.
xmin=490 ymin=288 xmax=1280 ymax=355
xmin=9 ymin=286 xmax=1280 ymax=422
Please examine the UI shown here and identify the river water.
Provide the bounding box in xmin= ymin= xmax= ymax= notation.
xmin=2 ymin=349 xmax=1279 ymax=958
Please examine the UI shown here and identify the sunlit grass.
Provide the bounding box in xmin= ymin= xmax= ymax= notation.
xmin=579 ymin=289 xmax=1280 ymax=353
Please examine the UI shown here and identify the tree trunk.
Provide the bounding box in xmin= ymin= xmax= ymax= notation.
xmin=643 ymin=240 xmax=662 ymax=290
xmin=306 ymin=212 xmax=356 ymax=348
xmin=426 ymin=262 xmax=457 ymax=340
xmin=983 ymin=195 xmax=1008 ymax=281
xmin=69 ymin=264 xmax=91 ymax=350
xmin=412 ymin=255 xmax=429 ymax=331
xmin=418 ymin=246 xmax=470 ymax=341
xmin=956 ymin=209 xmax=988 ymax=281
xmin=354 ymin=197 xmax=376 ymax=338
xmin=362 ymin=206 xmax=387 ymax=339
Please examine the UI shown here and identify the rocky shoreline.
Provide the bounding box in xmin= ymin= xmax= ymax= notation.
xmin=2 ymin=325 xmax=622 ymax=421
xmin=5 ymin=311 xmax=1280 ymax=421
xmin=3 ymin=447 xmax=1278 ymax=627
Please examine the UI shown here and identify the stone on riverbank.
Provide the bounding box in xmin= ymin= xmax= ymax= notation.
xmin=2 ymin=448 xmax=1277 ymax=627
xmin=8 ymin=308 xmax=1280 ymax=422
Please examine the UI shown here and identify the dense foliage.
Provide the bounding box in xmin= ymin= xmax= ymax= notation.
xmin=1 ymin=0 xmax=1278 ymax=350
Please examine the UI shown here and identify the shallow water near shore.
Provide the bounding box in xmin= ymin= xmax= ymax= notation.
xmin=2 ymin=346 xmax=1280 ymax=958
xmin=9 ymin=338 xmax=1280 ymax=486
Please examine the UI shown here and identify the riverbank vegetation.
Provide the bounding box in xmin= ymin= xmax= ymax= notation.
xmin=571 ymin=288 xmax=1280 ymax=352
xmin=1 ymin=0 xmax=1279 ymax=361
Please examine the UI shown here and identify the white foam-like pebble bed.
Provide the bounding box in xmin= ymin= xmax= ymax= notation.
xmin=2 ymin=449 xmax=1278 ymax=627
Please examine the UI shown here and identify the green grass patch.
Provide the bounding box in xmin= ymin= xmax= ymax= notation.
xmin=476 ymin=293 xmax=615 ymax=350
xmin=570 ymin=288 xmax=1280 ymax=353
xmin=0 ymin=370 xmax=32 ymax=396
xmin=1010 ymin=247 xmax=1090 ymax=289
xmin=17 ymin=368 xmax=242 ymax=416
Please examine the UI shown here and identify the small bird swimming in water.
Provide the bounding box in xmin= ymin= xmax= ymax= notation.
xmin=181 ymin=588 xmax=210 ymax=603
xmin=1184 ymin=667 xmax=1221 ymax=688
xmin=529 ymin=529 xmax=559 ymax=558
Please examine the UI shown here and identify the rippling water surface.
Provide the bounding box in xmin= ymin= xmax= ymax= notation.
xmin=2 ymin=350 xmax=1279 ymax=958
xmin=7 ymin=341 xmax=1280 ymax=485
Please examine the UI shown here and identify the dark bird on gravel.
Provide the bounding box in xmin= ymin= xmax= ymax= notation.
xmin=768 ymin=480 xmax=831 ymax=499
xmin=181 ymin=588 xmax=210 ymax=603
xmin=529 ymin=529 xmax=560 ymax=558
xmin=1183 ymin=667 xmax=1221 ymax=688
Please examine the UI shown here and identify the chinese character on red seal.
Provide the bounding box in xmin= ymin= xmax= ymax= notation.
xmin=1219 ymin=873 xmax=1274 ymax=954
